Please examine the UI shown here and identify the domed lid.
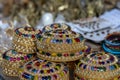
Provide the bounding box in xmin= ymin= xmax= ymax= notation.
xmin=42 ymin=23 xmax=71 ymax=32
xmin=15 ymin=26 xmax=41 ymax=39
xmin=19 ymin=58 xmax=69 ymax=80
xmin=2 ymin=49 xmax=35 ymax=62
xmin=75 ymin=51 xmax=120 ymax=79
xmin=39 ymin=29 xmax=84 ymax=44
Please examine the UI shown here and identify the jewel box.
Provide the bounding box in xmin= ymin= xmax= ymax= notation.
xmin=1 ymin=49 xmax=35 ymax=76
xmin=75 ymin=51 xmax=120 ymax=80
xmin=13 ymin=26 xmax=41 ymax=53
xmin=19 ymin=58 xmax=69 ymax=80
xmin=37 ymin=23 xmax=90 ymax=62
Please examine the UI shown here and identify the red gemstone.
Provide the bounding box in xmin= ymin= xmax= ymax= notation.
xmin=59 ymin=35 xmax=62 ymax=37
xmin=35 ymin=62 xmax=40 ymax=66
xmin=59 ymin=32 xmax=62 ymax=34
xmin=99 ymin=62 xmax=102 ymax=65
xmin=74 ymin=38 xmax=80 ymax=42
xmin=32 ymin=35 xmax=35 ymax=38
xmin=82 ymin=50 xmax=84 ymax=52
xmin=64 ymin=54 xmax=69 ymax=57
xmin=98 ymin=57 xmax=102 ymax=59
xmin=47 ymin=70 xmax=50 ymax=73
xmin=13 ymin=58 xmax=16 ymax=61
xmin=53 ymin=75 xmax=57 ymax=79
xmin=19 ymin=33 xmax=22 ymax=36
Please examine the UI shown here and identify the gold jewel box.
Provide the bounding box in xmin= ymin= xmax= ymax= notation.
xmin=13 ymin=26 xmax=41 ymax=53
xmin=1 ymin=49 xmax=35 ymax=76
xmin=19 ymin=58 xmax=69 ymax=80
xmin=75 ymin=51 xmax=120 ymax=80
xmin=37 ymin=23 xmax=90 ymax=62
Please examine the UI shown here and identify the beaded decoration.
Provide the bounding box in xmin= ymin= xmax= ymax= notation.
xmin=15 ymin=27 xmax=41 ymax=39
xmin=42 ymin=23 xmax=71 ymax=32
xmin=75 ymin=51 xmax=120 ymax=80
xmin=13 ymin=26 xmax=41 ymax=53
xmin=37 ymin=23 xmax=89 ymax=62
xmin=37 ymin=29 xmax=85 ymax=53
xmin=1 ymin=49 xmax=35 ymax=76
xmin=37 ymin=46 xmax=91 ymax=62
xmin=19 ymin=58 xmax=69 ymax=80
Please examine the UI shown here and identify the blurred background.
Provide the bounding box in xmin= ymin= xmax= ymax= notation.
xmin=0 ymin=0 xmax=119 ymax=26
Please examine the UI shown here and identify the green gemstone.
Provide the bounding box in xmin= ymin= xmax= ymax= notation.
xmin=48 ymin=76 xmax=51 ymax=80
xmin=70 ymin=53 xmax=74 ymax=56
xmin=57 ymin=53 xmax=62 ymax=57
xmin=42 ymin=52 xmax=45 ymax=54
xmin=21 ymin=57 xmax=24 ymax=60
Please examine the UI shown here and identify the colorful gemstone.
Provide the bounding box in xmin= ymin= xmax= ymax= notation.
xmin=53 ymin=75 xmax=57 ymax=79
xmin=70 ymin=53 xmax=74 ymax=56
xmin=35 ymin=62 xmax=40 ymax=66
xmin=47 ymin=70 xmax=50 ymax=73
xmin=42 ymin=52 xmax=45 ymax=55
xmin=46 ymin=52 xmax=51 ymax=56
xmin=66 ymin=39 xmax=72 ymax=43
xmin=51 ymin=53 xmax=56 ymax=57
xmin=22 ymin=73 xmax=31 ymax=79
xmin=50 ymin=69 xmax=54 ymax=72
xmin=74 ymin=38 xmax=80 ymax=42
xmin=79 ymin=51 xmax=82 ymax=54
xmin=64 ymin=54 xmax=69 ymax=57
xmin=47 ymin=76 xmax=51 ymax=80
xmin=40 ymin=70 xmax=44 ymax=74
xmin=57 ymin=53 xmax=62 ymax=57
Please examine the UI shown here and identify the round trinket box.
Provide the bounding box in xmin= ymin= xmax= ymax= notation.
xmin=103 ymin=32 xmax=120 ymax=55
xmin=75 ymin=51 xmax=120 ymax=80
xmin=42 ymin=23 xmax=71 ymax=32
xmin=37 ymin=24 xmax=90 ymax=62
xmin=19 ymin=58 xmax=69 ymax=80
xmin=1 ymin=49 xmax=35 ymax=76
xmin=13 ymin=26 xmax=41 ymax=53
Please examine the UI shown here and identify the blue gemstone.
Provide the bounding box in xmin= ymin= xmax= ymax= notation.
xmin=83 ymin=65 xmax=87 ymax=69
xmin=51 ymin=39 xmax=56 ymax=43
xmin=109 ymin=66 xmax=115 ymax=70
xmin=22 ymin=73 xmax=31 ymax=79
xmin=90 ymin=53 xmax=96 ymax=57
xmin=46 ymin=53 xmax=50 ymax=56
xmin=42 ymin=77 xmax=45 ymax=80
xmin=85 ymin=48 xmax=91 ymax=53
xmin=32 ymin=69 xmax=37 ymax=73
xmin=79 ymin=51 xmax=82 ymax=54
xmin=50 ymin=69 xmax=54 ymax=72
xmin=44 ymin=76 xmax=47 ymax=79
xmin=101 ymin=62 xmax=105 ymax=65
xmin=56 ymin=39 xmax=59 ymax=43
xmin=91 ymin=66 xmax=94 ymax=71
xmin=66 ymin=39 xmax=72 ymax=43
xmin=45 ymin=64 xmax=49 ymax=67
